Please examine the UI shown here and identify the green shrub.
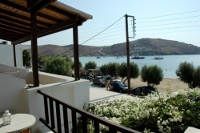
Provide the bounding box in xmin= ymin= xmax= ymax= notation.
xmin=80 ymin=88 xmax=200 ymax=133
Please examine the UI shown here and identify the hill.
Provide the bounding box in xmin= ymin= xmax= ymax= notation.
xmin=36 ymin=38 xmax=200 ymax=56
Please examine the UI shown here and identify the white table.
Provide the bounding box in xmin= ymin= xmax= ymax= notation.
xmin=0 ymin=113 xmax=36 ymax=133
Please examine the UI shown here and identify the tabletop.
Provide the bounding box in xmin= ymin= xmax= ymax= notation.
xmin=0 ymin=113 xmax=36 ymax=133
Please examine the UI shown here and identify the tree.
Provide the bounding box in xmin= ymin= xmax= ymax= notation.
xmin=118 ymin=62 xmax=139 ymax=83
xmin=100 ymin=62 xmax=120 ymax=77
xmin=44 ymin=57 xmax=72 ymax=76
xmin=118 ymin=63 xmax=126 ymax=81
xmin=176 ymin=62 xmax=200 ymax=88
xmin=141 ymin=65 xmax=163 ymax=86
xmin=85 ymin=61 xmax=97 ymax=70
xmin=38 ymin=56 xmax=52 ymax=66
xmin=72 ymin=61 xmax=82 ymax=69
xmin=107 ymin=62 xmax=120 ymax=77
xmin=100 ymin=64 xmax=108 ymax=75
xmin=65 ymin=56 xmax=73 ymax=65
xmin=22 ymin=50 xmax=31 ymax=68
xmin=193 ymin=66 xmax=200 ymax=87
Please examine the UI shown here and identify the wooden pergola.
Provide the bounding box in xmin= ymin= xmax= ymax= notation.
xmin=0 ymin=0 xmax=92 ymax=86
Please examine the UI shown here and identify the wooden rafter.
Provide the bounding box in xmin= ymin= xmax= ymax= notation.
xmin=0 ymin=0 xmax=92 ymax=86
xmin=27 ymin=0 xmax=56 ymax=12
xmin=13 ymin=17 xmax=80 ymax=44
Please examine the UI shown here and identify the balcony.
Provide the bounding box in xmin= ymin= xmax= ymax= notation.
xmin=0 ymin=64 xmax=141 ymax=133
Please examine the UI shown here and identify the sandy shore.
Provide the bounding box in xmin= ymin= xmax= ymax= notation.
xmin=129 ymin=77 xmax=189 ymax=93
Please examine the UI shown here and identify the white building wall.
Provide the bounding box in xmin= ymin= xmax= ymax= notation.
xmin=25 ymin=79 xmax=90 ymax=133
xmin=0 ymin=64 xmax=31 ymax=83
xmin=0 ymin=45 xmax=30 ymax=68
xmin=0 ymin=65 xmax=90 ymax=133
xmin=0 ymin=74 xmax=26 ymax=114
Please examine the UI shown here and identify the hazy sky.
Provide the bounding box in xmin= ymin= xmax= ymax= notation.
xmin=14 ymin=1 xmax=200 ymax=47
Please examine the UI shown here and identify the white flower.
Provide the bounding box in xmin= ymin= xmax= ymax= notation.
xmin=158 ymin=125 xmax=163 ymax=132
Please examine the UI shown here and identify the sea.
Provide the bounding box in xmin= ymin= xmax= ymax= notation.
xmin=75 ymin=55 xmax=200 ymax=79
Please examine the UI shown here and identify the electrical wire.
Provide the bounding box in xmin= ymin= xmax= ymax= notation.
xmin=41 ymin=9 xmax=200 ymax=58
xmin=138 ymin=15 xmax=200 ymax=24
xmin=137 ymin=9 xmax=200 ymax=20
xmin=80 ymin=16 xmax=124 ymax=45
xmin=37 ymin=10 xmax=200 ymax=45
xmin=137 ymin=20 xmax=200 ymax=28
xmin=138 ymin=25 xmax=200 ymax=32
xmin=49 ymin=15 xmax=125 ymax=58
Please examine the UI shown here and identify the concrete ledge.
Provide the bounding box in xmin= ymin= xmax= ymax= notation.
xmin=184 ymin=127 xmax=200 ymax=133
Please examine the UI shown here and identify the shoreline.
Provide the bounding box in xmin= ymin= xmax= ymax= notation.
xmin=129 ymin=77 xmax=189 ymax=93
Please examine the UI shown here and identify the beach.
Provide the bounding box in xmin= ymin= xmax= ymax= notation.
xmin=130 ymin=77 xmax=189 ymax=93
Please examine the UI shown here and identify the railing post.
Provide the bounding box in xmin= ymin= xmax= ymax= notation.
xmin=37 ymin=90 xmax=141 ymax=133
xmin=109 ymin=127 xmax=117 ymax=133
xmin=56 ymin=103 xmax=62 ymax=133
xmin=71 ymin=110 xmax=77 ymax=133
xmin=82 ymin=115 xmax=87 ymax=132
xmin=44 ymin=96 xmax=49 ymax=124
xmin=49 ymin=99 xmax=55 ymax=129
xmin=63 ymin=106 xmax=69 ymax=133
xmin=94 ymin=121 xmax=99 ymax=133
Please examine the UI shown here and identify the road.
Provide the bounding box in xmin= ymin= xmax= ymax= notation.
xmin=89 ymin=82 xmax=135 ymax=103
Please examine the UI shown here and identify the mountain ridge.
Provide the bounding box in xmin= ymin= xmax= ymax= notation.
xmin=36 ymin=38 xmax=200 ymax=56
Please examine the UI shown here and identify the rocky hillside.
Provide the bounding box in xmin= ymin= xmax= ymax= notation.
xmin=36 ymin=38 xmax=200 ymax=56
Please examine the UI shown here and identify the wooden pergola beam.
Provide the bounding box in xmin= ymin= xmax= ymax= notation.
xmin=1 ymin=1 xmax=59 ymax=24
xmin=13 ymin=44 xmax=17 ymax=67
xmin=73 ymin=25 xmax=80 ymax=80
xmin=12 ymin=18 xmax=80 ymax=45
xmin=0 ymin=0 xmax=92 ymax=86
xmin=0 ymin=19 xmax=31 ymax=31
xmin=0 ymin=23 xmax=30 ymax=33
xmin=27 ymin=0 xmax=56 ymax=12
xmin=0 ymin=8 xmax=50 ymax=27
xmin=31 ymin=11 xmax=39 ymax=86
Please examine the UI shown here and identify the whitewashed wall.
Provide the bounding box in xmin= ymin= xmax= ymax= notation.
xmin=0 ymin=74 xmax=26 ymax=114
xmin=0 ymin=45 xmax=30 ymax=68
xmin=0 ymin=65 xmax=90 ymax=133
xmin=25 ymin=79 xmax=90 ymax=133
xmin=0 ymin=64 xmax=31 ymax=82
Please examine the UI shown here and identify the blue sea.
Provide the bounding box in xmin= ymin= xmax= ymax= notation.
xmin=75 ymin=55 xmax=200 ymax=79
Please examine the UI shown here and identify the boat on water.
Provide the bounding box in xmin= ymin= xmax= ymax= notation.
xmin=116 ymin=56 xmax=120 ymax=59
xmin=131 ymin=56 xmax=145 ymax=59
xmin=154 ymin=56 xmax=163 ymax=60
xmin=96 ymin=56 xmax=101 ymax=59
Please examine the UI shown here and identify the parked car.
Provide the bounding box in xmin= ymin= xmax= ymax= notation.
xmin=131 ymin=86 xmax=158 ymax=96
xmin=93 ymin=76 xmax=106 ymax=87
xmin=110 ymin=81 xmax=129 ymax=93
xmin=80 ymin=72 xmax=93 ymax=81
xmin=87 ymin=75 xmax=93 ymax=81
xmin=105 ymin=75 xmax=112 ymax=80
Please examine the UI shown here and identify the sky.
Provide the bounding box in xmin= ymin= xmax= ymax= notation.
xmin=3 ymin=0 xmax=200 ymax=47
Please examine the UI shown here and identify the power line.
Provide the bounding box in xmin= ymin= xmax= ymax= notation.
xmin=38 ymin=10 xmax=200 ymax=48
xmin=80 ymin=16 xmax=124 ymax=45
xmin=137 ymin=20 xmax=200 ymax=28
xmin=138 ymin=14 xmax=200 ymax=24
xmin=37 ymin=19 xmax=125 ymax=46
xmin=137 ymin=9 xmax=200 ymax=20
xmin=50 ymin=15 xmax=125 ymax=57
xmin=37 ymin=10 xmax=200 ymax=45
xmin=139 ymin=28 xmax=200 ymax=36
xmin=138 ymin=25 xmax=200 ymax=32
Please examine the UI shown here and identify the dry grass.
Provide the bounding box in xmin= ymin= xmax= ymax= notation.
xmin=130 ymin=77 xmax=189 ymax=93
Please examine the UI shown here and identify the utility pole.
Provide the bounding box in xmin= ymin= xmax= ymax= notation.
xmin=125 ymin=14 xmax=130 ymax=94
xmin=125 ymin=14 xmax=136 ymax=94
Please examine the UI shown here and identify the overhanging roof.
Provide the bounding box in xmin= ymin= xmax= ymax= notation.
xmin=0 ymin=0 xmax=93 ymax=44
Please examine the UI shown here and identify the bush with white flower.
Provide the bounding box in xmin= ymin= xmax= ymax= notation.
xmin=78 ymin=88 xmax=200 ymax=133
